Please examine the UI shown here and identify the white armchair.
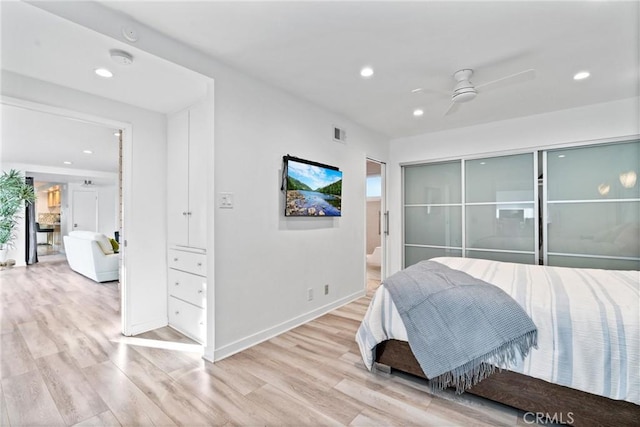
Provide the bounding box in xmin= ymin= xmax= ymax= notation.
xmin=63 ymin=231 xmax=119 ymax=282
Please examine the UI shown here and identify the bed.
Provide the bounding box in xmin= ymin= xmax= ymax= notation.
xmin=357 ymin=257 xmax=640 ymax=426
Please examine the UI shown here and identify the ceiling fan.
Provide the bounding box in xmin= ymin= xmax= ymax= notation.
xmin=417 ymin=68 xmax=536 ymax=116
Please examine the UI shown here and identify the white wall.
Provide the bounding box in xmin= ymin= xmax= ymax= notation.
xmin=29 ymin=2 xmax=390 ymax=361
xmin=388 ymin=97 xmax=640 ymax=274
xmin=1 ymin=71 xmax=169 ymax=334
xmin=211 ymin=69 xmax=388 ymax=358
xmin=97 ymin=184 xmax=117 ymax=238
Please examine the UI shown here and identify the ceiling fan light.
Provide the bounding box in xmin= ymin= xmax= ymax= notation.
xmin=452 ymin=89 xmax=477 ymax=103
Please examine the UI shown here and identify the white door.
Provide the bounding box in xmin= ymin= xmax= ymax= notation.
xmin=72 ymin=190 xmax=98 ymax=232
xmin=187 ymin=101 xmax=209 ymax=250
xmin=366 ymin=159 xmax=387 ymax=281
xmin=167 ymin=109 xmax=190 ymax=247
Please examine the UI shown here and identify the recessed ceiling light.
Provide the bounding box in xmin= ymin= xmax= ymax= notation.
xmin=360 ymin=67 xmax=374 ymax=78
xmin=413 ymin=109 xmax=424 ymax=117
xmin=573 ymin=71 xmax=590 ymax=80
xmin=411 ymin=88 xmax=423 ymax=93
xmin=83 ymin=150 xmax=93 ymax=154
xmin=95 ymin=68 xmax=113 ymax=78
xmin=63 ymin=161 xmax=72 ymax=165
xmin=480 ymin=162 xmax=486 ymax=165
xmin=114 ymin=131 xmax=121 ymax=136
xmin=558 ymin=154 xmax=566 ymax=158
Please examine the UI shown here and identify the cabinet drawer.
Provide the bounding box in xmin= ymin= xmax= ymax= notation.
xmin=168 ymin=269 xmax=206 ymax=308
xmin=168 ymin=249 xmax=207 ymax=275
xmin=168 ymin=297 xmax=205 ymax=344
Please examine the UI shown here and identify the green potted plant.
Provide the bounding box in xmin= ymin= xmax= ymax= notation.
xmin=0 ymin=169 xmax=36 ymax=263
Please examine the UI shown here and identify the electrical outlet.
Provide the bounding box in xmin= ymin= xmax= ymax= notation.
xmin=324 ymin=284 xmax=329 ymax=295
xmin=307 ymin=288 xmax=314 ymax=301
xmin=219 ymin=192 xmax=234 ymax=209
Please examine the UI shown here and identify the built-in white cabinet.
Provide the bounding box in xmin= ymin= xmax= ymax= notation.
xmin=168 ymin=248 xmax=206 ymax=343
xmin=167 ymin=101 xmax=208 ymax=250
xmin=167 ymin=100 xmax=210 ymax=344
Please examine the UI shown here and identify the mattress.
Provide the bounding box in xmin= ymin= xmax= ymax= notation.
xmin=356 ymin=257 xmax=640 ymax=404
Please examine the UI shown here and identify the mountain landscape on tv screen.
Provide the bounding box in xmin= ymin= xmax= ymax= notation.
xmin=285 ymin=160 xmax=342 ymax=216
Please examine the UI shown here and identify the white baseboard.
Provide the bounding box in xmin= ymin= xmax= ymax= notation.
xmin=211 ymin=289 xmax=366 ymax=362
xmin=126 ymin=317 xmax=168 ymax=336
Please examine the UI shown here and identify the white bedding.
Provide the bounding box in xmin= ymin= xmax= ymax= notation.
xmin=356 ymin=257 xmax=640 ymax=404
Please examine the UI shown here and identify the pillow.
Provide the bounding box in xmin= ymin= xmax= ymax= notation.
xmin=95 ymin=234 xmax=114 ymax=255
xmin=109 ymin=238 xmax=120 ymax=253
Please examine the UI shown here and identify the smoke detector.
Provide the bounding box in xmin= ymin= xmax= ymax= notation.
xmin=121 ymin=26 xmax=139 ymax=42
xmin=110 ymin=49 xmax=134 ymax=66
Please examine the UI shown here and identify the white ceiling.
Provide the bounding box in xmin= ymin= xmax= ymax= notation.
xmin=1 ymin=0 xmax=638 ymax=174
xmin=97 ymin=0 xmax=639 ymax=138
xmin=1 ymin=103 xmax=120 ymax=185
xmin=1 ymin=1 xmax=209 ymax=115
xmin=0 ymin=1 xmax=208 ymax=184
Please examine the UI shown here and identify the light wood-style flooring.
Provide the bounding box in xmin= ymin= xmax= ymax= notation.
xmin=1 ymin=260 xmax=529 ymax=426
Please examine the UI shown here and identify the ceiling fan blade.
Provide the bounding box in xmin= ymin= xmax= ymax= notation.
xmin=444 ymin=101 xmax=461 ymax=116
xmin=475 ymin=69 xmax=536 ymax=91
xmin=412 ymin=87 xmax=451 ymax=98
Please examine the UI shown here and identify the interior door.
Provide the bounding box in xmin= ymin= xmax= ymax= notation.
xmin=366 ymin=159 xmax=387 ymax=283
xmin=72 ymin=190 xmax=98 ymax=232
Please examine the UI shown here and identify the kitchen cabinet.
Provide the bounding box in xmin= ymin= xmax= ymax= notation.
xmin=47 ymin=188 xmax=61 ymax=208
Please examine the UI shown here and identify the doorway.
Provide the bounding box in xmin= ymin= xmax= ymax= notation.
xmin=34 ymin=181 xmax=64 ymax=262
xmin=366 ymin=158 xmax=386 ymax=292
xmin=1 ymin=96 xmax=131 ymax=332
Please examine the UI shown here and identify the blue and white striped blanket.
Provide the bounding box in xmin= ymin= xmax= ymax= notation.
xmin=356 ymin=257 xmax=640 ymax=404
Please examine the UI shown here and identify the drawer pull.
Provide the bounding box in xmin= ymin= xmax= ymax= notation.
xmin=175 ymin=282 xmax=180 ymax=286
xmin=173 ymin=257 xmax=179 ymax=262
xmin=197 ymin=262 xmax=202 ymax=267
xmin=175 ymin=311 xmax=180 ymax=315
xmin=198 ymin=289 xmax=203 ymax=294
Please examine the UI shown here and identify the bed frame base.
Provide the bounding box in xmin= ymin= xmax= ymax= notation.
xmin=375 ymin=340 xmax=639 ymax=427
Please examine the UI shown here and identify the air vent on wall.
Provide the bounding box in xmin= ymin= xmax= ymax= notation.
xmin=333 ymin=126 xmax=347 ymax=143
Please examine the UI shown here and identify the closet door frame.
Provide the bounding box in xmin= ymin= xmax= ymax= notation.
xmin=542 ymin=139 xmax=640 ymax=269
xmin=401 ymin=134 xmax=639 ymax=269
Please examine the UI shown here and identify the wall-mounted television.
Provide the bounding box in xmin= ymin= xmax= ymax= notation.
xmin=283 ymin=155 xmax=342 ymax=217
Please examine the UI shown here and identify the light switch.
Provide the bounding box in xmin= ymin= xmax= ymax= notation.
xmin=219 ymin=192 xmax=234 ymax=209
